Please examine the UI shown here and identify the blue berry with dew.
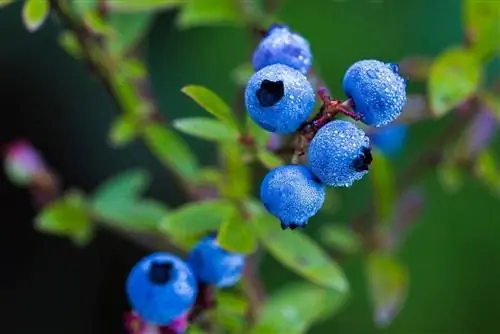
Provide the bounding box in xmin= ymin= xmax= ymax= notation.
xmin=260 ymin=165 xmax=325 ymax=230
xmin=253 ymin=24 xmax=313 ymax=75
xmin=308 ymin=120 xmax=372 ymax=187
xmin=369 ymin=123 xmax=408 ymax=157
xmin=245 ymin=64 xmax=315 ymax=134
xmin=343 ymin=60 xmax=407 ymax=127
xmin=126 ymin=252 xmax=198 ymax=325
xmin=187 ymin=235 xmax=245 ymax=288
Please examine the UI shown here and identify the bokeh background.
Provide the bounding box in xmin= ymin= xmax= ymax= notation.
xmin=1 ymin=0 xmax=500 ymax=333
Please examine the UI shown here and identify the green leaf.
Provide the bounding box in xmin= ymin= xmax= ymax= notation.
xmin=72 ymin=0 xmax=96 ymax=14
xmin=217 ymin=210 xmax=257 ymax=254
xmin=22 ymin=0 xmax=50 ymax=32
xmin=143 ymin=123 xmax=199 ymax=181
xmin=109 ymin=115 xmax=137 ymax=147
xmin=0 ymin=0 xmax=15 ymax=9
xmin=96 ymin=199 xmax=169 ymax=231
xmin=474 ymin=150 xmax=500 ymax=196
xmin=91 ymin=169 xmax=150 ymax=203
xmin=256 ymin=149 xmax=283 ymax=169
xmin=251 ymin=282 xmax=347 ymax=334
xmin=173 ymin=117 xmax=239 ymax=142
xmin=463 ymin=0 xmax=500 ymax=60
xmin=181 ymin=85 xmax=239 ymax=130
xmin=160 ymin=199 xmax=236 ymax=238
xmin=370 ymin=150 xmax=396 ymax=226
xmin=108 ymin=12 xmax=154 ymax=57
xmin=216 ymin=290 xmax=249 ymax=315
xmin=220 ymin=143 xmax=251 ymax=199
xmin=82 ymin=11 xmax=112 ymax=36
xmin=108 ymin=0 xmax=185 ymax=12
xmin=251 ymin=211 xmax=349 ymax=292
xmin=58 ymin=31 xmax=82 ymax=58
xmin=231 ymin=62 xmax=254 ymax=86
xmin=176 ymin=0 xmax=244 ymax=28
xmin=428 ymin=47 xmax=482 ymax=117
xmin=214 ymin=291 xmax=248 ymax=333
xmin=319 ymin=225 xmax=362 ymax=255
xmin=35 ymin=190 xmax=93 ymax=246
xmin=366 ymin=251 xmax=408 ymax=328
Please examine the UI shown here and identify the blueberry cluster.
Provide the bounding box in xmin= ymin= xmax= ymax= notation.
xmin=245 ymin=25 xmax=407 ymax=230
xmin=126 ymin=235 xmax=245 ymax=329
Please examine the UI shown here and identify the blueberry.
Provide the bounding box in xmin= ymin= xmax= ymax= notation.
xmin=245 ymin=64 xmax=315 ymax=134
xmin=253 ymin=25 xmax=312 ymax=75
xmin=126 ymin=252 xmax=198 ymax=325
xmin=307 ymin=120 xmax=372 ymax=187
xmin=260 ymin=165 xmax=325 ymax=229
xmin=369 ymin=123 xmax=408 ymax=156
xmin=343 ymin=59 xmax=407 ymax=127
xmin=187 ymin=236 xmax=245 ymax=288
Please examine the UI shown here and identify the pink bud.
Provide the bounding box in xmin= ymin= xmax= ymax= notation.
xmin=3 ymin=140 xmax=46 ymax=187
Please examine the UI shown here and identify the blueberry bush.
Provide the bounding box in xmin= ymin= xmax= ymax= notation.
xmin=3 ymin=0 xmax=500 ymax=333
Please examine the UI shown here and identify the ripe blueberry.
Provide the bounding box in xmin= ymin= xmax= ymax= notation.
xmin=369 ymin=123 xmax=408 ymax=156
xmin=343 ymin=60 xmax=407 ymax=127
xmin=126 ymin=252 xmax=198 ymax=325
xmin=245 ymin=64 xmax=315 ymax=134
xmin=252 ymin=24 xmax=313 ymax=75
xmin=260 ymin=165 xmax=325 ymax=229
xmin=187 ymin=235 xmax=245 ymax=288
xmin=307 ymin=120 xmax=372 ymax=187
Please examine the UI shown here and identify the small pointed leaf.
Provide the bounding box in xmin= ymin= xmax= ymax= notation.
xmin=143 ymin=124 xmax=199 ymax=181
xmin=217 ymin=210 xmax=257 ymax=254
xmin=181 ymin=85 xmax=239 ymax=130
xmin=35 ymin=190 xmax=93 ymax=246
xmin=176 ymin=0 xmax=244 ymax=28
xmin=251 ymin=211 xmax=348 ymax=292
xmin=251 ymin=282 xmax=347 ymax=334
xmin=173 ymin=117 xmax=239 ymax=142
xmin=160 ymin=199 xmax=236 ymax=238
xmin=22 ymin=0 xmax=50 ymax=32
xmin=366 ymin=251 xmax=408 ymax=328
xmin=428 ymin=47 xmax=481 ymax=117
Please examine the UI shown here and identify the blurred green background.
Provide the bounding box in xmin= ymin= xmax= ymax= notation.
xmin=1 ymin=0 xmax=500 ymax=333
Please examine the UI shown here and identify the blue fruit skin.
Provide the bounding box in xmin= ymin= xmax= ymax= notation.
xmin=252 ymin=25 xmax=312 ymax=75
xmin=126 ymin=252 xmax=198 ymax=325
xmin=308 ymin=120 xmax=371 ymax=187
xmin=260 ymin=165 xmax=325 ymax=229
xmin=343 ymin=60 xmax=407 ymax=127
xmin=187 ymin=236 xmax=245 ymax=288
xmin=245 ymin=64 xmax=315 ymax=134
xmin=369 ymin=123 xmax=408 ymax=156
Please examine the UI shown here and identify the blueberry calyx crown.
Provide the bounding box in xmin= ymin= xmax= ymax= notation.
xmin=264 ymin=23 xmax=289 ymax=37
xmin=352 ymin=146 xmax=373 ymax=172
xmin=280 ymin=221 xmax=306 ymax=230
xmin=256 ymin=79 xmax=285 ymax=107
xmin=386 ymin=63 xmax=400 ymax=74
xmin=148 ymin=261 xmax=173 ymax=285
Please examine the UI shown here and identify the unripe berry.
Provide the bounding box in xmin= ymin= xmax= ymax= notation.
xmin=245 ymin=64 xmax=315 ymax=134
xmin=126 ymin=253 xmax=198 ymax=325
xmin=307 ymin=120 xmax=372 ymax=187
xmin=252 ymin=24 xmax=313 ymax=75
xmin=260 ymin=165 xmax=325 ymax=229
xmin=187 ymin=235 xmax=245 ymax=288
xmin=343 ymin=60 xmax=407 ymax=127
